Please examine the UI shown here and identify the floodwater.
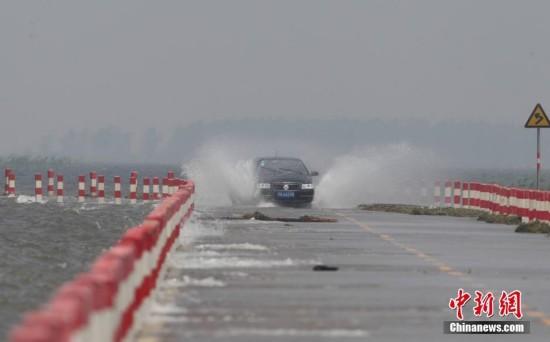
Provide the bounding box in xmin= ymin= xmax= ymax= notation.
xmin=0 ymin=161 xmax=178 ymax=337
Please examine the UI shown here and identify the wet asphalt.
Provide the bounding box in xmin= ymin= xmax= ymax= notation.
xmin=135 ymin=206 xmax=550 ymax=342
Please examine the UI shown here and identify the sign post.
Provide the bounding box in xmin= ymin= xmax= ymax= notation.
xmin=524 ymin=103 xmax=550 ymax=189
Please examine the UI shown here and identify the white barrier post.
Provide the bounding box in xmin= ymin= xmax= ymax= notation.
xmin=98 ymin=175 xmax=105 ymax=203
xmin=114 ymin=176 xmax=122 ymax=204
xmin=34 ymin=174 xmax=43 ymax=202
xmin=143 ymin=177 xmax=150 ymax=202
xmin=129 ymin=177 xmax=137 ymax=204
xmin=162 ymin=177 xmax=169 ymax=198
xmin=4 ymin=168 xmax=11 ymax=195
xmin=90 ymin=171 xmax=98 ymax=197
xmin=7 ymin=172 xmax=16 ymax=197
xmin=444 ymin=181 xmax=452 ymax=207
xmin=78 ymin=175 xmax=86 ymax=203
xmin=152 ymin=177 xmax=160 ymax=199
xmin=461 ymin=182 xmax=470 ymax=209
xmin=47 ymin=169 xmax=55 ymax=197
xmin=167 ymin=171 xmax=175 ymax=194
xmin=57 ymin=175 xmax=64 ymax=203
xmin=452 ymin=181 xmax=462 ymax=208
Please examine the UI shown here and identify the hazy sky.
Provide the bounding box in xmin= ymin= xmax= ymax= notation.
xmin=2 ymin=1 xmax=550 ymax=162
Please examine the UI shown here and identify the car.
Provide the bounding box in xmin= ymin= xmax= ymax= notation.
xmin=254 ymin=157 xmax=319 ymax=206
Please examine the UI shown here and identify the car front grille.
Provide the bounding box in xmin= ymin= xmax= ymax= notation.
xmin=272 ymin=182 xmax=300 ymax=191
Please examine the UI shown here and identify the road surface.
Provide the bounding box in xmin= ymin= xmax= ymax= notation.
xmin=135 ymin=206 xmax=550 ymax=341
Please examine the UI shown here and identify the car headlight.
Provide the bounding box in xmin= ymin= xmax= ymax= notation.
xmin=301 ymin=183 xmax=314 ymax=189
xmin=257 ymin=183 xmax=271 ymax=189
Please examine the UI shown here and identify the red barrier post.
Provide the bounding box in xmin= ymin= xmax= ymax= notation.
xmin=98 ymin=175 xmax=105 ymax=203
xmin=57 ymin=175 xmax=64 ymax=203
xmin=461 ymin=182 xmax=469 ymax=208
xmin=152 ymin=177 xmax=160 ymax=200
xmin=162 ymin=177 xmax=169 ymax=198
xmin=7 ymin=172 xmax=16 ymax=197
xmin=34 ymin=174 xmax=43 ymax=202
xmin=114 ymin=176 xmax=122 ymax=204
xmin=77 ymin=176 xmax=86 ymax=203
xmin=47 ymin=169 xmax=55 ymax=197
xmin=142 ymin=177 xmax=150 ymax=202
xmin=444 ymin=181 xmax=452 ymax=207
xmin=4 ymin=168 xmax=11 ymax=195
xmin=453 ymin=181 xmax=461 ymax=208
xmin=129 ymin=177 xmax=137 ymax=204
xmin=90 ymin=172 xmax=98 ymax=197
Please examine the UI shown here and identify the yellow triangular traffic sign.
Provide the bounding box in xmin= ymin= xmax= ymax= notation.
xmin=525 ymin=103 xmax=550 ymax=128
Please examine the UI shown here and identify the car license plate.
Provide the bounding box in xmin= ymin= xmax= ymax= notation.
xmin=277 ymin=191 xmax=295 ymax=198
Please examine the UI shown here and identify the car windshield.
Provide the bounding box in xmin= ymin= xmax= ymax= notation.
xmin=257 ymin=159 xmax=309 ymax=176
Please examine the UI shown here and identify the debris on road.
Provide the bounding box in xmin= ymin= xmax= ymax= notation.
xmin=516 ymin=221 xmax=550 ymax=234
xmin=477 ymin=212 xmax=521 ymax=225
xmin=224 ymin=211 xmax=337 ymax=223
xmin=359 ymin=204 xmax=521 ymax=225
xmin=358 ymin=203 xmax=482 ymax=217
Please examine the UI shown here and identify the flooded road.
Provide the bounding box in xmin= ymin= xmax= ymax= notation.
xmin=136 ymin=206 xmax=550 ymax=341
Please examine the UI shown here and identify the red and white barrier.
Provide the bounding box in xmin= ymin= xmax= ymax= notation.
xmin=4 ymin=168 xmax=11 ymax=195
xmin=4 ymin=169 xmax=177 ymax=205
xmin=9 ymin=179 xmax=196 ymax=342
xmin=114 ymin=176 xmax=122 ymax=205
xmin=90 ymin=172 xmax=98 ymax=197
xmin=461 ymin=182 xmax=470 ymax=209
xmin=453 ymin=181 xmax=461 ymax=208
xmin=78 ymin=176 xmax=86 ymax=203
xmin=443 ymin=181 xmax=452 ymax=207
xmin=433 ymin=180 xmax=550 ymax=224
xmin=47 ymin=169 xmax=55 ymax=197
xmin=35 ymin=174 xmax=43 ymax=202
xmin=167 ymin=171 xmax=175 ymax=195
xmin=129 ymin=177 xmax=137 ymax=204
xmin=152 ymin=177 xmax=160 ymax=200
xmin=98 ymin=175 xmax=105 ymax=203
xmin=57 ymin=175 xmax=64 ymax=203
xmin=142 ymin=177 xmax=150 ymax=202
xmin=7 ymin=172 xmax=16 ymax=197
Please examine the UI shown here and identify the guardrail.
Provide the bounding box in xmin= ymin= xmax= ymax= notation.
xmin=8 ymin=178 xmax=195 ymax=342
xmin=434 ymin=180 xmax=547 ymax=223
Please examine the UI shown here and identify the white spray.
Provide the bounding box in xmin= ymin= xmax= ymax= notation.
xmin=182 ymin=139 xmax=440 ymax=208
xmin=315 ymin=143 xmax=439 ymax=207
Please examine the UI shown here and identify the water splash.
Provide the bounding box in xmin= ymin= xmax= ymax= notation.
xmin=315 ymin=143 xmax=439 ymax=207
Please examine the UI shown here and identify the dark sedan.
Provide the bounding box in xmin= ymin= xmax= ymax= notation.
xmin=254 ymin=157 xmax=318 ymax=206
